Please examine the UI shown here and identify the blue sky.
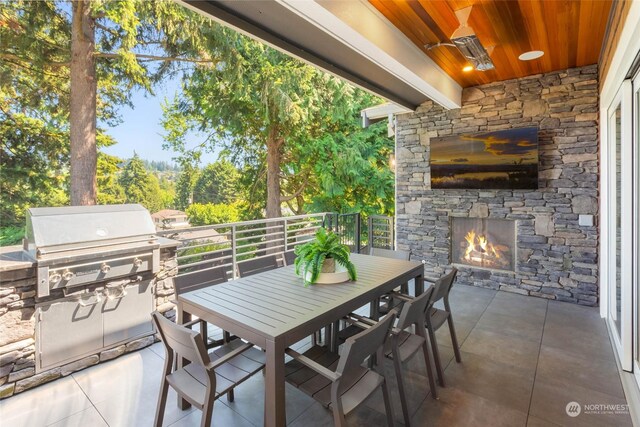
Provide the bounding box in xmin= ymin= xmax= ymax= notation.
xmin=101 ymin=78 xmax=219 ymax=165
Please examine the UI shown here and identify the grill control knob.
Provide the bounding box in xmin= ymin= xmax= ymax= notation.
xmin=133 ymin=257 xmax=143 ymax=268
xmin=62 ymin=270 xmax=74 ymax=281
xmin=49 ymin=273 xmax=62 ymax=283
xmin=100 ymin=263 xmax=111 ymax=274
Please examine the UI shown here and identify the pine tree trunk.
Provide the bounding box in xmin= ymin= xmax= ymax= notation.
xmin=265 ymin=127 xmax=282 ymax=218
xmin=69 ymin=0 xmax=97 ymax=205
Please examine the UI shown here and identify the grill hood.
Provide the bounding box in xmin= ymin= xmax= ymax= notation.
xmin=25 ymin=204 xmax=157 ymax=256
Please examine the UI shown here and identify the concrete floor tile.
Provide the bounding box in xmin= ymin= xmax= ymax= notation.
xmin=442 ymin=351 xmax=535 ymax=413
xmin=221 ymin=372 xmax=316 ymax=426
xmin=461 ymin=328 xmax=540 ymax=372
xmin=545 ymin=301 xmax=608 ymax=337
xmin=167 ymin=401 xmax=256 ymax=427
xmin=72 ymin=348 xmax=165 ymax=405
xmin=537 ymin=345 xmax=624 ymax=398
xmin=411 ymin=386 xmax=528 ymax=427
xmin=47 ymin=407 xmax=108 ymax=427
xmin=474 ymin=309 xmax=544 ymax=343
xmin=0 ymin=376 xmax=92 ymax=427
xmin=364 ymin=359 xmax=430 ymax=424
xmin=530 ymin=374 xmax=632 ymax=427
xmin=526 ymin=415 xmax=562 ymax=426
xmin=94 ymin=384 xmax=195 ymax=427
xmin=1 ymin=289 xmax=628 ymax=427
xmin=435 ymin=318 xmax=475 ymax=346
xmin=542 ymin=321 xmax=615 ymax=363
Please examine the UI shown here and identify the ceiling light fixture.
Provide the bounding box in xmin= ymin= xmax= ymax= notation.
xmin=425 ymin=6 xmax=495 ymax=72
xmin=519 ymin=50 xmax=544 ymax=61
xmin=462 ymin=65 xmax=474 ymax=72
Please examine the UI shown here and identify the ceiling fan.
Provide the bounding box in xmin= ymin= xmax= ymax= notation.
xmin=425 ymin=6 xmax=495 ymax=72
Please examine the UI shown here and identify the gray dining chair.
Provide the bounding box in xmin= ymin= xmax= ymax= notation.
xmin=345 ymin=286 xmax=438 ymax=426
xmin=237 ymin=254 xmax=279 ymax=277
xmin=173 ymin=267 xmax=232 ymax=349
xmin=425 ymin=267 xmax=460 ymax=387
xmin=284 ymin=311 xmax=398 ymax=427
xmin=370 ymin=247 xmax=411 ymax=260
xmin=369 ymin=248 xmax=411 ymax=316
xmin=151 ymin=312 xmax=265 ymax=427
xmin=283 ymin=249 xmax=297 ymax=266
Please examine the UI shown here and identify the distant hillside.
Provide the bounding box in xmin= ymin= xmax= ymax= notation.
xmin=142 ymin=160 xmax=180 ymax=173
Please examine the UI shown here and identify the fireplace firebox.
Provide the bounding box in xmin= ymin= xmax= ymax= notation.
xmin=451 ymin=217 xmax=516 ymax=271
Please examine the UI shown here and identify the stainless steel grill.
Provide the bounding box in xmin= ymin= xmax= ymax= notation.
xmin=25 ymin=204 xmax=160 ymax=298
xmin=26 ymin=204 xmax=162 ymax=372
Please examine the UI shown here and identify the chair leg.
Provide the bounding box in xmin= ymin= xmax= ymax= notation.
xmin=420 ymin=342 xmax=437 ymax=400
xmin=391 ymin=348 xmax=411 ymax=427
xmin=381 ymin=378 xmax=396 ymax=427
xmin=154 ymin=379 xmax=170 ymax=427
xmin=332 ymin=406 xmax=348 ymax=427
xmin=427 ymin=325 xmax=445 ymax=387
xmin=227 ymin=388 xmax=234 ymax=402
xmin=200 ymin=395 xmax=215 ymax=427
xmin=447 ymin=315 xmax=462 ymax=363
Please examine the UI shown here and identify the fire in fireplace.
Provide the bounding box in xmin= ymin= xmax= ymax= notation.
xmin=451 ymin=217 xmax=516 ymax=271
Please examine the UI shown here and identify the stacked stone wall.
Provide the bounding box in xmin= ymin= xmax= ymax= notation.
xmin=0 ymin=245 xmax=177 ymax=398
xmin=395 ymin=65 xmax=599 ymax=305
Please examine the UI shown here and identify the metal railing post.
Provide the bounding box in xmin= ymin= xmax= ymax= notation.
xmin=390 ymin=216 xmax=395 ymax=250
xmin=284 ymin=218 xmax=288 ymax=252
xmin=368 ymin=216 xmax=374 ymax=251
xmin=231 ymin=225 xmax=237 ymax=280
xmin=355 ymin=213 xmax=361 ymax=253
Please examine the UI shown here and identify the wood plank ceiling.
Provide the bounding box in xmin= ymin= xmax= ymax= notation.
xmin=369 ymin=0 xmax=613 ymax=87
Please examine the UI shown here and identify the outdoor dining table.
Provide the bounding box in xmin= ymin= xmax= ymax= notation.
xmin=177 ymin=252 xmax=424 ymax=427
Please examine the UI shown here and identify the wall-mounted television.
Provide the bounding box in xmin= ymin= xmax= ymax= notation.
xmin=430 ymin=127 xmax=538 ymax=189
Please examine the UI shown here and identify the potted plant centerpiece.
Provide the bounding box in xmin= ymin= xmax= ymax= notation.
xmin=294 ymin=227 xmax=357 ymax=285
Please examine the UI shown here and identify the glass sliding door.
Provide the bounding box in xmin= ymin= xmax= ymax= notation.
xmin=607 ymin=81 xmax=633 ymax=371
xmin=633 ymin=71 xmax=640 ymax=383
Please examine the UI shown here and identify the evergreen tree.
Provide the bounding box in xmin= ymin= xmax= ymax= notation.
xmin=192 ymin=160 xmax=240 ymax=205
xmin=119 ymin=153 xmax=163 ymax=212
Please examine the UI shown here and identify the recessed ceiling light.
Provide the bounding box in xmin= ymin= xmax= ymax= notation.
xmin=519 ymin=50 xmax=544 ymax=61
xmin=462 ymin=65 xmax=474 ymax=72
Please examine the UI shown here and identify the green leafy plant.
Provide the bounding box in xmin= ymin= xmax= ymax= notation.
xmin=294 ymin=228 xmax=356 ymax=285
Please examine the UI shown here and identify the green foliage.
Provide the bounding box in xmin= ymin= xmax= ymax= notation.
xmin=97 ymin=152 xmax=126 ymax=205
xmin=174 ymin=162 xmax=198 ymax=210
xmin=0 ymin=226 xmax=25 ymax=247
xmin=119 ymin=153 xmax=165 ymax=212
xmin=193 ymin=160 xmax=240 ymax=205
xmin=294 ymin=227 xmax=356 ymax=285
xmin=186 ymin=202 xmax=241 ymax=226
xmin=0 ymin=0 xmax=213 ymax=221
xmin=161 ymin=27 xmax=394 ymax=218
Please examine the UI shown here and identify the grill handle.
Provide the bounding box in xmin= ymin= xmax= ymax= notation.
xmin=77 ymin=290 xmax=102 ymax=307
xmin=106 ymin=285 xmax=127 ymax=301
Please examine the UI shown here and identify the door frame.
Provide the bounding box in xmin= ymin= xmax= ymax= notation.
xmin=603 ymin=81 xmax=634 ymax=371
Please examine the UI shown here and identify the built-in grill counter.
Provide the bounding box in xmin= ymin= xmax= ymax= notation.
xmin=23 ymin=205 xmax=164 ymax=372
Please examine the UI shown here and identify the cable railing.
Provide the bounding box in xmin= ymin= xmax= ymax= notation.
xmin=158 ymin=212 xmax=395 ymax=278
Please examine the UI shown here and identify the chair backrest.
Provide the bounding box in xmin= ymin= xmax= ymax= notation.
xmin=336 ymin=310 xmax=397 ymax=379
xmin=283 ymin=250 xmax=296 ymax=266
xmin=172 ymin=267 xmax=228 ymax=297
xmin=431 ymin=267 xmax=458 ymax=303
xmin=237 ymin=255 xmax=279 ymax=277
xmin=397 ymin=285 xmax=435 ymax=330
xmin=369 ymin=247 xmax=410 ymax=261
xmin=152 ymin=311 xmax=210 ymax=367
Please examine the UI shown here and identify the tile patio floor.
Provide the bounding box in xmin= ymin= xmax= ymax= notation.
xmin=0 ymin=284 xmax=632 ymax=427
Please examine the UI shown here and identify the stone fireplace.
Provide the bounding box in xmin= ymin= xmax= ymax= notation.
xmin=451 ymin=217 xmax=516 ymax=272
xmin=394 ymin=64 xmax=600 ymax=305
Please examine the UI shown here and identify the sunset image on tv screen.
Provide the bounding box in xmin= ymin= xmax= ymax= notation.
xmin=430 ymin=127 xmax=538 ymax=189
